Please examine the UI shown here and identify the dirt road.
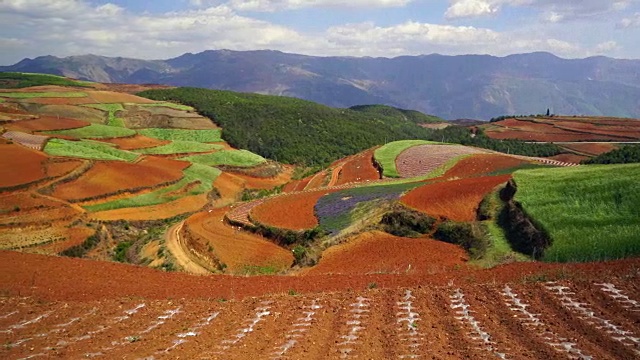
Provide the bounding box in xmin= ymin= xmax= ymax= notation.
xmin=165 ymin=221 xmax=210 ymax=275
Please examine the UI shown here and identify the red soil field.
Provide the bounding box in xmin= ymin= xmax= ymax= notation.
xmin=548 ymin=153 xmax=588 ymax=164
xmin=0 ymin=192 xmax=82 ymax=228
xmin=232 ymin=166 xmax=294 ymax=189
xmin=305 ymin=170 xmax=330 ymax=190
xmin=5 ymin=116 xmax=89 ymax=132
xmin=484 ymin=117 xmax=638 ymax=141
xmin=250 ymin=189 xmax=336 ymax=230
xmin=44 ymin=159 xmax=84 ymax=178
xmin=301 ymin=231 xmax=468 ymax=276
xmin=99 ymin=135 xmax=169 ymax=150
xmin=24 ymin=90 xmax=156 ymax=105
xmin=335 ymin=149 xmax=380 ymax=185
xmin=401 ymin=174 xmax=512 ymax=222
xmin=185 ymin=209 xmax=294 ymax=273
xmin=0 ymin=144 xmax=48 ymax=189
xmin=90 ymin=194 xmax=209 ymax=221
xmin=561 ymin=142 xmax=618 ymax=156
xmin=212 ymin=172 xmax=246 ymax=206
xmin=396 ymin=144 xmax=486 ymax=178
xmin=283 ymin=176 xmax=313 ymax=193
xmin=441 ymin=153 xmax=527 ymax=179
xmin=51 ymin=157 xmax=189 ymax=202
xmin=28 ymin=226 xmax=95 ymax=255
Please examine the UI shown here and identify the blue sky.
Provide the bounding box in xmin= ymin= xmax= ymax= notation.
xmin=1 ymin=0 xmax=639 ymax=65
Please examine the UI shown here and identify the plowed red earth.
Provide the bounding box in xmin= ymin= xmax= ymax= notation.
xmin=250 ymin=190 xmax=336 ymax=230
xmin=283 ymin=176 xmax=313 ymax=192
xmin=25 ymin=90 xmax=156 ymax=105
xmin=548 ymin=153 xmax=588 ymax=164
xmin=90 ymin=194 xmax=209 ymax=221
xmin=1 ymin=251 xmax=639 ymax=360
xmin=301 ymin=231 xmax=468 ymax=275
xmin=484 ymin=117 xmax=639 ymax=141
xmin=185 ymin=209 xmax=294 ymax=273
xmin=396 ymin=145 xmax=486 ymax=178
xmin=51 ymin=157 xmax=189 ymax=202
xmin=401 ymin=174 xmax=512 ymax=222
xmin=5 ymin=116 xmax=89 ymax=132
xmin=561 ymin=142 xmax=618 ymax=156
xmin=0 ymin=144 xmax=48 ymax=188
xmin=336 ymin=149 xmax=380 ymax=185
xmin=44 ymin=159 xmax=83 ymax=178
xmin=441 ymin=153 xmax=526 ymax=179
xmin=99 ymin=135 xmax=169 ymax=150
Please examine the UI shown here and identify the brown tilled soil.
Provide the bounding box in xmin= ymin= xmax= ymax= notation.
xmin=0 ymin=144 xmax=48 ymax=188
xmin=561 ymin=142 xmax=619 ymax=156
xmin=51 ymin=157 xmax=189 ymax=202
xmin=401 ymin=174 xmax=512 ymax=222
xmin=441 ymin=153 xmax=526 ymax=178
xmin=1 ymin=251 xmax=639 ymax=359
xmin=335 ymin=149 xmax=380 ymax=185
xmin=184 ymin=209 xmax=294 ymax=274
xmin=300 ymin=231 xmax=468 ymax=276
xmin=89 ymin=194 xmax=209 ymax=221
xmin=99 ymin=135 xmax=170 ymax=150
xmin=548 ymin=153 xmax=588 ymax=164
xmin=250 ymin=189 xmax=336 ymax=230
xmin=5 ymin=116 xmax=90 ymax=132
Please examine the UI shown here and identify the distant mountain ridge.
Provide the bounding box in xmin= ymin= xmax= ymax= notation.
xmin=3 ymin=50 xmax=640 ymax=120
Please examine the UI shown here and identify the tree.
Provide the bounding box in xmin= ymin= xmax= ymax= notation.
xmin=546 ymin=108 xmax=550 ymax=116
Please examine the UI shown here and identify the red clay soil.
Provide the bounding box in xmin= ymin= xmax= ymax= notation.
xmin=5 ymin=116 xmax=90 ymax=132
xmin=44 ymin=159 xmax=84 ymax=177
xmin=0 ymin=144 xmax=48 ymax=188
xmin=51 ymin=157 xmax=189 ymax=202
xmin=99 ymin=135 xmax=170 ymax=150
xmin=401 ymin=174 xmax=512 ymax=222
xmin=283 ymin=176 xmax=313 ymax=193
xmin=396 ymin=144 xmax=486 ymax=178
xmin=484 ymin=118 xmax=635 ymax=142
xmin=305 ymin=170 xmax=330 ymax=190
xmin=335 ymin=149 xmax=380 ymax=185
xmin=232 ymin=166 xmax=294 ymax=189
xmin=212 ymin=172 xmax=246 ymax=206
xmin=561 ymin=143 xmax=618 ymax=156
xmin=250 ymin=189 xmax=336 ymax=230
xmin=441 ymin=153 xmax=526 ymax=179
xmin=301 ymin=231 xmax=468 ymax=276
xmin=548 ymin=153 xmax=588 ymax=164
xmin=90 ymin=194 xmax=209 ymax=221
xmin=23 ymin=226 xmax=95 ymax=255
xmin=185 ymin=209 xmax=294 ymax=274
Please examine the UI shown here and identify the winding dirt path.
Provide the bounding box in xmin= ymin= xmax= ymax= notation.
xmin=165 ymin=221 xmax=210 ymax=275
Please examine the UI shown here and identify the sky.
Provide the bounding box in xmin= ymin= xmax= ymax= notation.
xmin=1 ymin=0 xmax=639 ymax=65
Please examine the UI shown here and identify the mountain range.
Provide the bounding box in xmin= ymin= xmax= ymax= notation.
xmin=3 ymin=50 xmax=640 ymax=120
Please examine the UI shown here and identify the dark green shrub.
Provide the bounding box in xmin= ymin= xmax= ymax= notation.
xmin=380 ymin=206 xmax=436 ymax=237
xmin=433 ymin=221 xmax=489 ymax=260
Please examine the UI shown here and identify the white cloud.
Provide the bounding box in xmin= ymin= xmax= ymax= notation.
xmin=217 ymin=0 xmax=413 ymax=12
xmin=594 ymin=41 xmax=619 ymax=53
xmin=619 ymin=12 xmax=640 ymax=28
xmin=445 ymin=0 xmax=635 ymax=21
xmin=444 ymin=0 xmax=500 ymax=19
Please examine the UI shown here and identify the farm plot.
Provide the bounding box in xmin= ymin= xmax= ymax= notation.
xmin=119 ymin=106 xmax=217 ymax=130
xmin=0 ymin=144 xmax=48 ymax=189
xmin=185 ymin=209 xmax=294 ymax=274
xmin=0 ymin=192 xmax=81 ymax=229
xmin=52 ymin=157 xmax=188 ymax=202
xmin=374 ymin=140 xmax=439 ymax=177
xmin=302 ymin=231 xmax=468 ymax=275
xmin=135 ymin=140 xmax=223 ymax=155
xmin=250 ymin=189 xmax=336 ymax=230
xmin=401 ymin=174 xmax=512 ymax=222
xmin=90 ymin=194 xmax=209 ymax=221
xmin=1 ymin=131 xmax=48 ymax=150
xmin=182 ymin=150 xmax=266 ymax=167
xmin=138 ymin=128 xmax=221 ymax=142
xmin=335 ymin=148 xmax=380 ymax=185
xmin=0 ymin=227 xmax=68 ymax=250
xmin=441 ymin=153 xmax=528 ymax=179
xmin=0 ymin=91 xmax=88 ymax=99
xmin=44 ymin=123 xmax=136 ymax=139
xmin=485 ymin=118 xmax=628 ymax=142
xmin=315 ymin=182 xmax=421 ymax=235
xmin=20 ymin=104 xmax=106 ymax=123
xmin=561 ymin=142 xmax=618 ymax=156
xmin=83 ymin=163 xmax=220 ymax=212
xmin=98 ymin=134 xmax=169 ymax=150
xmin=137 ymin=101 xmax=195 ymax=111
xmin=44 ymin=139 xmax=140 ymax=162
xmin=396 ymin=144 xmax=487 ymax=178
xmin=513 ymin=164 xmax=640 ymax=262
xmin=82 ymin=103 xmax=125 ymax=127
xmin=4 ymin=116 xmax=90 ymax=132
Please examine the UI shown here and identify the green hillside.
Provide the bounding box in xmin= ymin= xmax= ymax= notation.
xmin=512 ymin=164 xmax=640 ymax=262
xmin=0 ymin=72 xmax=92 ymax=89
xmin=139 ymin=87 xmax=561 ymax=166
xmin=349 ymin=104 xmax=444 ymax=124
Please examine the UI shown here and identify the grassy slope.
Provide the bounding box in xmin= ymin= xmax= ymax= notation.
xmin=135 ymin=141 xmax=224 ymax=155
xmin=374 ymin=140 xmax=440 ymax=178
xmin=85 ymin=164 xmax=221 ymax=212
xmin=137 ymin=102 xmax=195 ymax=112
xmin=349 ymin=104 xmax=444 ymax=124
xmin=45 ymin=123 xmax=136 ymax=139
xmin=44 ymin=139 xmax=139 ymax=162
xmin=138 ymin=128 xmax=222 ymax=142
xmin=138 ymin=88 xmax=441 ymax=166
xmin=181 ymin=149 xmax=266 ymax=167
xmin=513 ymin=164 xmax=640 ymax=262
xmin=83 ymin=103 xmax=125 ymax=127
xmin=0 ymin=72 xmax=93 ymax=89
